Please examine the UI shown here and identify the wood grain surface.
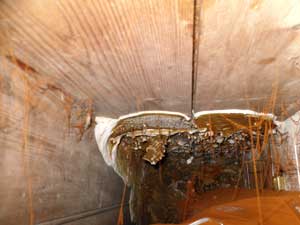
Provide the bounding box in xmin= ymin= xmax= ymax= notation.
xmin=1 ymin=1 xmax=300 ymax=225
xmin=194 ymin=0 xmax=300 ymax=118
xmin=0 ymin=0 xmax=193 ymax=117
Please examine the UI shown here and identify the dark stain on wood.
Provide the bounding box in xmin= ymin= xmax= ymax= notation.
xmin=5 ymin=55 xmax=37 ymax=74
xmin=291 ymin=24 xmax=300 ymax=31
xmin=257 ymin=57 xmax=276 ymax=65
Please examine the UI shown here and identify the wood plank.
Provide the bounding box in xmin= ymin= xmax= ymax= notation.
xmin=0 ymin=0 xmax=193 ymax=117
xmin=194 ymin=0 xmax=300 ymax=119
xmin=0 ymin=58 xmax=125 ymax=225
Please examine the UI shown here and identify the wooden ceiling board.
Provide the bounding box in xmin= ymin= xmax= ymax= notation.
xmin=194 ymin=0 xmax=300 ymax=119
xmin=1 ymin=0 xmax=300 ymax=120
xmin=0 ymin=0 xmax=194 ymax=118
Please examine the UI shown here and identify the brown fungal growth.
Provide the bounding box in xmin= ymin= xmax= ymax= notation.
xmin=193 ymin=112 xmax=274 ymax=136
xmin=143 ymin=136 xmax=167 ymax=165
xmin=96 ymin=110 xmax=284 ymax=225
xmin=110 ymin=112 xmax=191 ymax=139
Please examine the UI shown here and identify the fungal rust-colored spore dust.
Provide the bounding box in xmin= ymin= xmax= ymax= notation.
xmin=95 ymin=110 xmax=300 ymax=225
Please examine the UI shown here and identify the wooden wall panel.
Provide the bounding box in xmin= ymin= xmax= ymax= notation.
xmin=0 ymin=58 xmax=126 ymax=225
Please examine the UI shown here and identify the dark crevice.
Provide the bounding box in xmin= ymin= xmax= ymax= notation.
xmin=191 ymin=0 xmax=202 ymax=118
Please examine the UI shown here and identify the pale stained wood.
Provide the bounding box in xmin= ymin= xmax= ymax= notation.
xmin=0 ymin=58 xmax=124 ymax=225
xmin=0 ymin=0 xmax=194 ymax=118
xmin=195 ymin=0 xmax=300 ymax=119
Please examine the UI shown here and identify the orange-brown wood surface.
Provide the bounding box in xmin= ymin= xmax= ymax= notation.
xmin=0 ymin=0 xmax=193 ymax=117
xmin=1 ymin=1 xmax=300 ymax=225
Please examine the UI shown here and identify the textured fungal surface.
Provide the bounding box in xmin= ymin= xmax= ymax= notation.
xmin=95 ymin=110 xmax=278 ymax=224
